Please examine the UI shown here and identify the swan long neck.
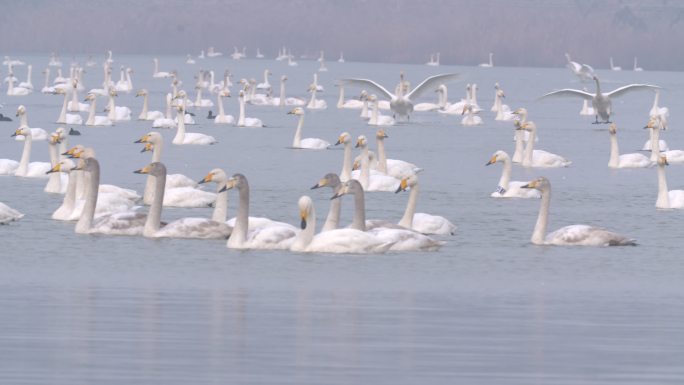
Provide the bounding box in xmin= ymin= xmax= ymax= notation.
xmin=139 ymin=93 xmax=149 ymax=119
xmin=194 ymin=87 xmax=203 ymax=105
xmin=237 ymin=95 xmax=246 ymax=126
xmin=350 ymin=184 xmax=366 ymax=231
xmin=440 ymin=87 xmax=448 ymax=108
xmin=497 ymin=157 xmax=512 ymax=190
xmin=227 ymin=181 xmax=249 ymax=248
xmin=652 ymin=91 xmax=660 ymax=112
xmin=173 ymin=109 xmax=186 ymax=144
xmin=70 ymin=86 xmax=79 ymax=112
xmin=307 ymin=89 xmax=317 ymax=107
xmin=47 ymin=141 xmax=60 ymax=187
xmin=650 ymin=126 xmax=661 ymax=162
xmin=359 ymin=144 xmax=370 ymax=190
xmin=19 ymin=111 xmax=28 ymax=128
xmin=293 ymin=202 xmax=316 ymax=251
xmin=337 ymin=86 xmax=345 ymax=108
xmin=17 ymin=133 xmax=32 ymax=175
xmin=58 ymin=170 xmax=78 ymax=215
xmin=531 ymin=188 xmax=550 ymax=245
xmin=341 ymin=141 xmax=352 ymax=182
xmin=398 ymin=184 xmax=419 ymax=229
xmin=370 ymin=99 xmax=379 ymax=124
xmin=593 ymin=77 xmax=602 ymax=95
xmin=43 ymin=69 xmax=50 ymax=89
xmin=608 ymin=133 xmax=620 ymax=168
xmin=377 ymin=138 xmax=388 ymax=174
xmin=212 ymin=184 xmax=228 ymax=222
xmin=656 ymin=163 xmax=670 ymax=208
xmin=57 ymin=91 xmax=68 ymax=123
xmin=143 ymin=170 xmax=166 ymax=236
xmin=86 ymin=97 xmax=96 ymax=125
xmin=522 ymin=128 xmax=535 ymax=167
xmin=293 ymin=114 xmax=304 ymax=147
xmin=153 ymin=58 xmax=159 ymax=75
xmin=217 ymin=93 xmax=226 ymax=116
xmin=165 ymin=94 xmax=172 ymax=119
xmin=107 ymin=93 xmax=116 ymax=120
xmin=279 ymin=79 xmax=286 ymax=107
xmin=76 ymin=159 xmax=100 ymax=234
xmin=360 ymin=97 xmax=369 ymax=117
xmin=322 ymin=194 xmax=341 ymax=232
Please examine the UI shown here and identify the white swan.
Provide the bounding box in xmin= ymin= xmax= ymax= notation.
xmin=236 ymin=90 xmax=264 ymax=127
xmin=152 ymin=93 xmax=177 ymax=128
xmin=336 ymin=85 xmax=365 ymax=109
xmin=518 ymin=122 xmax=572 ymax=168
xmin=394 ymin=175 xmax=457 ymax=235
xmin=73 ymin=157 xmax=145 ymax=235
xmin=541 ymin=75 xmax=660 ymax=124
xmin=114 ymin=67 xmax=133 ymax=93
xmin=579 ymin=87 xmax=595 ymax=116
xmin=0 ymin=202 xmax=23 ymax=224
xmin=372 ymin=130 xmax=422 ymax=179
xmin=172 ymin=104 xmax=217 ymax=145
xmin=152 ymin=58 xmax=172 ymax=78
xmin=310 ymin=173 xmax=343 ymax=232
xmin=338 ymin=52 xmax=345 ymax=63
xmin=84 ymin=93 xmax=113 ymax=126
xmin=426 ymin=52 xmax=440 ymax=67
xmin=134 ymin=162 xmax=231 ymax=239
xmin=287 ymin=107 xmax=330 ymax=149
xmin=18 ymin=64 xmax=33 ymax=90
xmin=6 ymin=71 xmax=31 ymax=96
xmin=44 ymin=131 xmax=68 ymax=193
xmin=193 ymin=86 xmax=214 ymax=107
xmin=634 ymin=57 xmax=644 ymax=72
xmin=645 ymin=117 xmax=684 ymax=164
xmin=485 ymin=151 xmax=541 ymax=198
xmin=461 ymin=104 xmax=483 ymax=126
xmin=255 ymin=48 xmax=265 ymax=59
xmin=135 ymin=89 xmax=164 ymax=120
xmin=521 ymin=177 xmax=636 ymax=246
xmin=290 ymin=196 xmax=394 ymax=253
xmin=565 ymin=53 xmax=595 ymax=82
xmin=645 ymin=89 xmax=669 ymax=149
xmin=220 ymin=174 xmax=298 ymax=250
xmin=353 ymin=135 xmax=400 ymax=192
xmin=186 ymin=54 xmax=196 ymax=64
xmin=271 ymin=75 xmax=305 ymax=107
xmin=105 ymin=89 xmax=132 ymax=121
xmin=67 ymin=146 xmax=141 ymax=203
xmin=607 ymin=123 xmax=653 ymax=168
xmin=437 ymin=83 xmax=471 ymax=115
xmin=339 ymin=73 xmax=458 ymax=120
xmin=257 ymin=69 xmax=271 ymax=90
xmin=655 ymin=156 xmax=684 ymax=209
xmin=11 ymin=128 xmax=51 ymax=178
xmin=67 ymin=80 xmax=89 ymax=112
xmin=213 ymin=90 xmax=235 ymax=124
xmin=609 ymin=57 xmax=622 ymax=71
xmin=54 ymin=88 xmax=83 ymax=125
xmin=41 ymin=68 xmax=57 ymax=94
xmin=305 ymin=84 xmax=327 ymax=110
xmin=13 ymin=105 xmax=48 ymax=141
xmin=367 ymin=94 xmax=395 ymax=126
xmin=478 ymin=52 xmax=493 ymax=68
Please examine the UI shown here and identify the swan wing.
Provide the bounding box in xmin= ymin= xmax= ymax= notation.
xmin=412 ymin=213 xmax=456 ymax=235
xmin=92 ymin=211 xmax=146 ymax=235
xmin=338 ymin=79 xmax=395 ymax=100
xmin=606 ymin=84 xmax=660 ymax=98
xmin=406 ymin=73 xmax=459 ymax=100
xmin=540 ymin=89 xmax=594 ymax=100
xmin=369 ymin=227 xmax=445 ymax=251
xmin=547 ymin=225 xmax=636 ymax=246
xmin=0 ymin=202 xmax=24 ymax=224
xmin=156 ymin=218 xmax=232 ymax=239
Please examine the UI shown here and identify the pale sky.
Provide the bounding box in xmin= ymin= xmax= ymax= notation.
xmin=1 ymin=0 xmax=683 ymax=70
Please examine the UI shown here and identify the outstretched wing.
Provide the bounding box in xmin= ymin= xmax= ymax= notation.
xmin=540 ymin=88 xmax=594 ymax=101
xmin=606 ymin=84 xmax=660 ymax=98
xmin=406 ymin=73 xmax=459 ymax=100
xmin=337 ymin=79 xmax=394 ymax=100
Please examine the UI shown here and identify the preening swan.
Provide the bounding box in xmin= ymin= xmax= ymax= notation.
xmin=134 ymin=162 xmax=231 ymax=238
xmin=172 ymin=104 xmax=217 ymax=145
xmin=521 ymin=177 xmax=636 ymax=246
xmin=136 ymin=89 xmax=164 ymax=120
xmin=518 ymin=122 xmax=572 ymax=168
xmin=565 ymin=53 xmax=595 ymax=82
xmin=11 ymin=127 xmax=51 ymax=178
xmin=290 ymin=196 xmax=393 ymax=254
xmin=607 ymin=123 xmax=653 ymax=168
xmin=486 ymin=151 xmax=541 ymax=198
xmin=0 ymin=202 xmax=23 ymax=224
xmin=541 ymin=75 xmax=660 ymax=124
xmin=220 ymin=174 xmax=298 ymax=250
xmin=655 ymin=156 xmax=684 ymax=209
xmin=394 ymin=175 xmax=457 ymax=235
xmin=287 ymin=107 xmax=330 ymax=149
xmin=339 ymin=73 xmax=458 ymax=120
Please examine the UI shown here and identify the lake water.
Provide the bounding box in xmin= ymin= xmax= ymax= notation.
xmin=1 ymin=54 xmax=683 ymax=384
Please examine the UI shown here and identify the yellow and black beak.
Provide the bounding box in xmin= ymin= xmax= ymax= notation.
xmin=486 ymin=155 xmax=497 ymax=166
xmin=521 ymin=180 xmax=537 ymax=189
xmin=311 ymin=178 xmax=327 ymax=189
xmin=10 ymin=129 xmax=21 ymax=137
xmin=355 ymin=138 xmax=364 ymax=148
xmin=335 ymin=135 xmax=345 ymax=146
xmin=46 ymin=163 xmax=61 ymax=174
xmin=133 ymin=164 xmax=152 ymax=174
xmin=198 ymin=172 xmax=213 ymax=184
xmin=395 ymin=178 xmax=409 ymax=194
xmin=140 ymin=143 xmax=153 ymax=153
xmin=300 ymin=210 xmax=307 ymax=229
xmin=218 ymin=178 xmax=237 ymax=193
xmin=134 ymin=134 xmax=150 ymax=144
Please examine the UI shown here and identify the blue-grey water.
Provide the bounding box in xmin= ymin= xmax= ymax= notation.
xmin=1 ymin=54 xmax=683 ymax=384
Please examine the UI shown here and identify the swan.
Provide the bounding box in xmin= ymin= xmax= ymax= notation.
xmin=353 ymin=135 xmax=400 ymax=192
xmin=41 ymin=68 xmax=57 ymax=93
xmin=565 ymin=53 xmax=595 ymax=82
xmin=310 ymin=173 xmax=343 ymax=232
xmin=485 ymin=151 xmax=541 ymax=198
xmin=521 ymin=177 xmax=636 ymax=246
xmin=152 ymin=58 xmax=172 ymax=78
xmin=634 ymin=57 xmax=644 ymax=72
xmin=393 ymin=175 xmax=457 ymax=235
xmin=44 ymin=131 xmax=68 ymax=193
xmin=114 ymin=67 xmax=133 ymax=93
xmin=646 ymin=89 xmax=669 ymax=138
xmin=256 ymin=69 xmax=271 ymax=90
xmin=54 ymin=88 xmax=83 ymax=125
xmin=135 ymin=89 xmax=164 ymax=120
xmin=236 ymin=90 xmax=264 ymax=127
xmin=172 ymin=104 xmax=217 ymax=145
xmin=645 ymin=117 xmax=684 ymax=164
xmin=305 ymin=84 xmax=327 ymax=110
xmin=579 ymin=87 xmax=595 ymax=116
xmin=290 ymin=196 xmax=394 ymax=253
xmin=67 ymin=80 xmax=89 ymax=112
xmin=220 ymin=174 xmax=298 ymax=250
xmin=437 ymin=83 xmax=472 ymax=115
xmin=67 ymin=146 xmax=141 ymax=203
xmin=338 ymin=52 xmax=345 ymax=63
xmin=287 ymin=107 xmax=330 ymax=149
xmin=17 ymin=64 xmax=33 ymax=90
xmin=87 ymin=64 xmax=112 ymax=96
xmin=48 ymin=52 xmax=62 ymax=67
xmin=256 ymin=48 xmax=265 ymax=59
xmin=152 ymin=93 xmax=177 ymax=128
xmin=335 ymin=132 xmax=356 ymax=182
xmin=518 ymin=122 xmax=572 ymax=168
xmin=478 ymin=52 xmax=493 ymax=68
xmin=609 ymin=57 xmax=622 ymax=71
xmin=461 ymin=104 xmax=483 ymax=126
xmin=510 ymin=108 xmax=538 ymax=163
xmin=541 ymin=75 xmax=660 ymax=124
xmin=339 ymin=72 xmax=459 ymax=120
xmin=372 ymin=130 xmax=422 ymax=179
xmin=412 ymin=83 xmax=442 ymax=112
xmin=336 ymin=85 xmax=365 ymax=109
xmin=208 ymin=46 xmax=224 ymax=58
xmin=13 ymin=105 xmax=48 ymax=141
xmin=0 ymin=202 xmax=23 ymax=224
xmin=491 ymin=84 xmax=515 ymax=121
xmin=271 ymin=75 xmax=305 ymax=107
xmin=105 ymin=89 xmax=132 ymax=121
xmin=367 ymin=94 xmax=395 ymax=126
xmin=426 ymin=52 xmax=440 ymax=67
xmin=6 ymin=71 xmax=31 ymax=96
xmin=655 ymin=156 xmax=684 ymax=209
xmin=73 ymin=157 xmax=145 ymax=235
xmin=172 ymin=90 xmax=196 ymax=117
xmin=134 ymin=162 xmax=231 ymax=239
xmin=607 ymin=123 xmax=653 ymax=168
xmin=213 ymin=90 xmax=235 ymax=124
xmin=186 ymin=54 xmax=196 ymax=64
xmin=11 ymin=128 xmax=51 ymax=178
xmin=84 ymin=93 xmax=113 ymax=126
xmin=193 ymin=86 xmax=214 ymax=107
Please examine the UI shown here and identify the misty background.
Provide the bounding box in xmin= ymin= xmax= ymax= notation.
xmin=1 ymin=0 xmax=684 ymax=70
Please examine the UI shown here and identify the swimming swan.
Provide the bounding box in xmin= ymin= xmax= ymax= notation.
xmin=236 ymin=90 xmax=264 ymax=127
xmin=135 ymin=89 xmax=164 ymax=120
xmin=486 ymin=151 xmax=541 ymax=198
xmin=14 ymin=105 xmax=48 ymax=141
xmin=54 ymin=88 xmax=83 ymax=125
xmin=84 ymin=93 xmax=113 ymax=126
xmin=310 ymin=173 xmax=343 ymax=232
xmin=0 ymin=202 xmax=23 ymax=224
xmin=521 ymin=177 xmax=636 ymax=246
xmin=394 ymin=175 xmax=457 ymax=235
xmin=213 ymin=90 xmax=235 ymax=124
xmin=353 ymin=135 xmax=400 ymax=192
xmin=655 ymin=156 xmax=684 ymax=209
xmin=517 ymin=122 xmax=572 ymax=168
xmin=645 ymin=117 xmax=684 ymax=164
xmin=607 ymin=123 xmax=652 ymax=168
xmin=11 ymin=128 xmax=51 ymax=178
xmin=287 ymin=107 xmax=330 ymax=149
xmin=172 ymin=104 xmax=217 ymax=145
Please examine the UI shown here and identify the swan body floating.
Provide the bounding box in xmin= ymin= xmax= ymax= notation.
xmin=11 ymin=128 xmax=51 ymax=178
xmin=353 ymin=135 xmax=400 ymax=192
xmin=461 ymin=104 xmax=483 ymax=126
xmin=336 ymin=85 xmax=365 ymax=109
xmin=369 ymin=130 xmax=422 ymax=180
xmin=105 ymin=89 xmax=132 ymax=121
xmin=565 ymin=53 xmax=595 ymax=82
xmin=394 ymin=176 xmax=457 ymax=235
xmin=114 ymin=67 xmax=134 ymax=93
xmin=237 ymin=90 xmax=264 ymax=127
xmin=634 ymin=57 xmax=644 ymax=72
xmin=518 ymin=122 xmax=572 ymax=168
xmin=521 ymin=177 xmax=636 ymax=246
xmin=172 ymin=104 xmax=217 ymax=145
xmin=310 ymin=173 xmax=343 ymax=232
xmin=44 ymin=131 xmax=68 ymax=193
xmin=213 ymin=90 xmax=235 ymax=124
xmin=486 ymin=151 xmax=541 ymax=198
xmin=655 ymin=156 xmax=684 ymax=209
xmin=288 ymin=107 xmax=330 ymax=149
xmin=541 ymin=75 xmax=660 ymax=124
xmin=271 ymin=75 xmax=305 ymax=107
xmin=0 ymin=202 xmax=23 ymax=224
xmin=152 ymin=93 xmax=177 ymax=128
xmin=152 ymin=58 xmax=172 ymax=78
xmin=135 ymin=162 xmax=231 ymax=239
xmin=607 ymin=123 xmax=653 ymax=168
xmin=54 ymin=88 xmax=83 ymax=125
xmin=339 ymin=72 xmax=458 ymax=120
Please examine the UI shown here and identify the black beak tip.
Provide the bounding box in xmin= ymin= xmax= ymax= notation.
xmin=300 ymin=219 xmax=306 ymax=230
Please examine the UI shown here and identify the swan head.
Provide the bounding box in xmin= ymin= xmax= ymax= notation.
xmin=376 ymin=129 xmax=388 ymax=140
xmin=135 ymin=131 xmax=162 ymax=145
xmin=331 ymin=179 xmax=363 ymax=200
xmin=281 ymin=75 xmax=287 ymax=82
xmin=136 ymin=89 xmax=148 ymax=97
xmin=517 ymin=121 xmax=536 ymax=132
xmin=62 ymin=144 xmax=85 ymax=157
xmin=55 ymin=127 xmax=66 ymax=139
xmin=298 ymin=196 xmax=314 ymax=229
xmin=288 ymin=107 xmax=305 ymax=116
xmin=139 ymin=143 xmax=153 ymax=153
xmin=199 ymin=168 xmax=227 ymax=185
xmin=658 ymin=156 xmax=669 ymax=167
xmin=15 ymin=105 xmax=26 ymax=117
xmin=220 ymin=89 xmax=231 ymax=97
xmin=395 ymin=175 xmax=418 ymax=193
xmin=84 ymin=93 xmax=97 ymax=102
xmin=52 ymin=88 xmax=67 ymax=95
xmin=311 ymin=173 xmax=341 ymax=190
xmin=49 ymin=132 xmax=62 ymax=144
xmin=71 ymin=147 xmax=96 ymax=159
xmin=219 ymin=173 xmax=247 ymax=193
xmin=608 ymin=123 xmax=617 ymax=135
xmin=522 ymin=177 xmax=550 ymax=192
xmin=486 ymin=150 xmax=509 ymax=166
xmin=335 ymin=132 xmax=351 ymax=146
xmin=46 ymin=158 xmax=76 ymax=174
xmin=108 ymin=87 xmax=119 ymax=97
xmin=11 ymin=127 xmax=30 ymax=138
xmin=134 ymin=162 xmax=166 ymax=177
xmin=238 ymin=90 xmax=245 ymax=99
xmin=355 ymin=135 xmax=368 ymax=149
